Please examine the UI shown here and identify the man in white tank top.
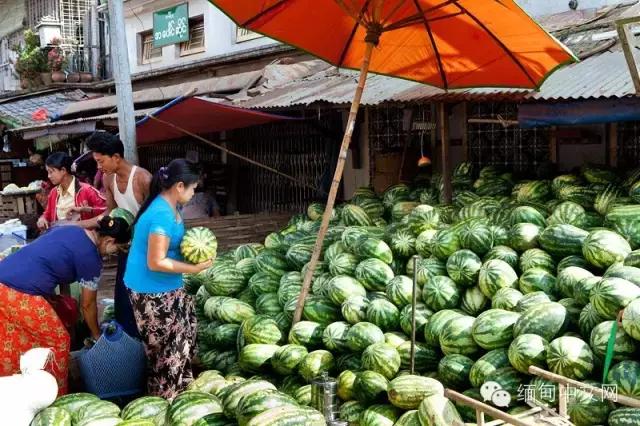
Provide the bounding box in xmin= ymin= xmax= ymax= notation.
xmin=83 ymin=131 xmax=152 ymax=339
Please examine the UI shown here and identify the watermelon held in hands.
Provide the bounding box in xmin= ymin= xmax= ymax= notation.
xmin=181 ymin=226 xmax=218 ymax=264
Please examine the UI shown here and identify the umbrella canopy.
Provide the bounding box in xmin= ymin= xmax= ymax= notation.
xmin=209 ymin=0 xmax=575 ymax=89
xmin=208 ymin=0 xmax=575 ymax=326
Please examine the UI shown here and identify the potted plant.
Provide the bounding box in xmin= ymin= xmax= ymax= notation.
xmin=12 ymin=30 xmax=47 ymax=89
xmin=47 ymin=38 xmax=66 ymax=83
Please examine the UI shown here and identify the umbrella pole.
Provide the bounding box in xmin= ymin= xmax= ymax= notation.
xmin=439 ymin=102 xmax=452 ymax=204
xmin=292 ymin=42 xmax=375 ymax=325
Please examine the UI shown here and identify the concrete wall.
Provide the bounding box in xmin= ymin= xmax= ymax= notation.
xmin=124 ymin=0 xmax=278 ymax=76
xmin=516 ymin=0 xmax=622 ymax=16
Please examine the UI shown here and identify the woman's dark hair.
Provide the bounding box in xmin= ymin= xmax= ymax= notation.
xmin=45 ymin=152 xmax=73 ymax=173
xmin=134 ymin=159 xmax=200 ymax=224
xmin=86 ymin=131 xmax=125 ymax=157
xmin=97 ymin=216 xmax=131 ymax=243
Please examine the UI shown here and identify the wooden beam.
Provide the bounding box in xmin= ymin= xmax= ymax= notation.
xmin=439 ymin=102 xmax=452 ymax=204
xmin=617 ymin=18 xmax=640 ymax=95
xmin=609 ymin=122 xmax=618 ymax=168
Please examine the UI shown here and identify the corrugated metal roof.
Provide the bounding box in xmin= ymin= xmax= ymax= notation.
xmin=231 ymin=48 xmax=636 ymax=109
xmin=0 ymin=90 xmax=87 ymax=128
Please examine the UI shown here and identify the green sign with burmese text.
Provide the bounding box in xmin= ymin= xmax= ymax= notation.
xmin=153 ymin=3 xmax=189 ymax=48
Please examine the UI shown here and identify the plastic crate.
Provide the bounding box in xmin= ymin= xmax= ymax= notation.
xmin=76 ymin=321 xmax=146 ymax=399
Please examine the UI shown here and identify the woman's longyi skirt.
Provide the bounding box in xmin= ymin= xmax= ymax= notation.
xmin=0 ymin=283 xmax=70 ymax=395
xmin=128 ymin=287 xmax=196 ymax=400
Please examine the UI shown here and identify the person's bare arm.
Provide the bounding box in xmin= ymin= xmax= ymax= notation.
xmin=147 ymin=234 xmax=211 ymax=274
xmin=135 ymin=168 xmax=153 ymax=205
xmin=75 ymin=174 xmax=115 ymax=229
xmin=80 ymin=287 xmax=100 ymax=340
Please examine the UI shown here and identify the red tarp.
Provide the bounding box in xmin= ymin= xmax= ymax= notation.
xmin=135 ymin=96 xmax=295 ymax=145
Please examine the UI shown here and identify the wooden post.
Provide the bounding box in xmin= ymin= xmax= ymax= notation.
xmin=292 ymin=42 xmax=375 ymax=325
xmin=617 ymin=17 xmax=640 ymax=95
xmin=461 ymin=102 xmax=469 ymax=161
xmin=609 ymin=123 xmax=618 ymax=168
xmin=444 ymin=389 xmax=534 ymax=426
xmin=558 ymin=383 xmax=568 ymax=417
xmin=397 ymin=108 xmax=414 ymax=183
xmin=439 ymin=102 xmax=452 ymax=204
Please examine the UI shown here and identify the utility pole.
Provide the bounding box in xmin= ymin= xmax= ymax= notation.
xmin=108 ymin=0 xmax=138 ymax=164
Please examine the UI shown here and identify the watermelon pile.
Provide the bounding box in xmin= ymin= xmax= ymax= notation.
xmin=36 ymin=163 xmax=640 ymax=425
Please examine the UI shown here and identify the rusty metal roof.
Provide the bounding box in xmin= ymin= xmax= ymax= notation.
xmin=230 ymin=48 xmax=635 ymax=109
xmin=0 ymin=89 xmax=87 ymax=129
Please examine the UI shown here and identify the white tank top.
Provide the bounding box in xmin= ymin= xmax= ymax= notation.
xmin=113 ymin=165 xmax=141 ymax=216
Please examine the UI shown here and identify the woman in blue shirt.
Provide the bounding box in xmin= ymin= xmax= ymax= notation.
xmin=125 ymin=159 xmax=211 ymax=399
xmin=0 ymin=215 xmax=131 ymax=395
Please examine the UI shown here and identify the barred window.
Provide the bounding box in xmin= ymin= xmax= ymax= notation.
xmin=236 ymin=26 xmax=262 ymax=43
xmin=140 ymin=31 xmax=162 ymax=64
xmin=180 ymin=16 xmax=205 ymax=56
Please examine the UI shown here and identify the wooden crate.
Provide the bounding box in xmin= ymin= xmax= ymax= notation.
xmin=0 ymin=193 xmax=39 ymax=223
xmin=186 ymin=213 xmax=291 ymax=251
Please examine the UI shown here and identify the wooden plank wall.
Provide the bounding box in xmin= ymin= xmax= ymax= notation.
xmin=186 ymin=213 xmax=292 ymax=252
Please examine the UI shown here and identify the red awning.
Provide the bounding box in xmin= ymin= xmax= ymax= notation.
xmin=135 ymin=96 xmax=295 ymax=145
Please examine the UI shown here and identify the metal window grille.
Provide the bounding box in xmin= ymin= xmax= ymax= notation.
xmin=231 ymin=111 xmax=341 ymax=213
xmin=618 ymin=121 xmax=640 ymax=169
xmin=60 ymin=0 xmax=90 ymax=45
xmin=180 ymin=17 xmax=205 ymax=56
xmin=138 ymin=138 xmax=222 ymax=173
xmin=27 ymin=0 xmax=60 ymax=28
xmin=140 ymin=31 xmax=162 ymax=64
xmin=468 ymin=102 xmax=550 ymax=174
xmin=368 ymin=106 xmax=409 ymax=153
xmin=236 ymin=26 xmax=262 ymax=43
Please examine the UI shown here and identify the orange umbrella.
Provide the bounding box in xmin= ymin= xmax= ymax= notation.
xmin=208 ymin=0 xmax=575 ymax=324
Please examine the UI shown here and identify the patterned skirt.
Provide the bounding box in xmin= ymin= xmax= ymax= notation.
xmin=0 ymin=283 xmax=70 ymax=395
xmin=128 ymin=287 xmax=196 ymax=400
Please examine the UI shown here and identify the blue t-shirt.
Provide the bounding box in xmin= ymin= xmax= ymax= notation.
xmin=124 ymin=196 xmax=185 ymax=293
xmin=0 ymin=226 xmax=101 ymax=296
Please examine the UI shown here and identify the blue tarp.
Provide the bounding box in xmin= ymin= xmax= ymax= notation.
xmin=518 ymin=98 xmax=640 ymax=128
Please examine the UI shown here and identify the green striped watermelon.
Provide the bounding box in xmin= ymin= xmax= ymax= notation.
xmin=337 ymin=369 xmax=358 ymax=401
xmin=513 ymin=302 xmax=567 ymax=341
xmin=399 ymin=302 xmax=433 ymax=336
xmin=573 ymin=276 xmax=601 ymax=307
xmin=590 ymin=321 xmax=637 ymax=361
xmin=355 ymin=258 xmax=394 ymax=291
xmin=168 ymin=391 xmax=223 ymax=425
xmin=609 ymin=408 xmax=640 ymax=426
xmin=437 ymin=354 xmax=474 ymax=390
xmin=509 ymin=223 xmax=541 ymax=252
xmin=31 ymin=407 xmax=72 ymax=426
xmin=244 ymin=406 xmax=324 ymax=426
xmin=583 ymin=230 xmax=632 ymax=269
xmin=241 ymin=316 xmax=282 ymax=345
xmin=346 ymin=321 xmax=385 ymax=352
xmin=341 ymin=295 xmax=369 ymax=325
xmin=353 ymin=370 xmax=389 ymax=402
xmin=386 ymin=275 xmax=417 ymax=308
xmin=182 ymin=227 xmax=217 ymax=264
xmin=236 ymin=390 xmax=297 ymax=426
xmin=567 ymin=385 xmax=615 ymax=426
xmin=355 ymin=237 xmax=393 ymax=264
xmin=469 ymin=348 xmax=510 ymax=388
xmin=238 ymin=344 xmax=280 ymax=373
xmin=557 ymin=266 xmax=593 ymax=299
xmin=484 ymin=366 xmax=524 ymax=396
xmin=328 ymin=252 xmax=360 ymax=277
xmin=446 ymin=249 xmax=482 ymax=287
xmin=302 ymin=295 xmax=341 ymax=325
xmin=361 ymin=342 xmax=401 ymax=379
xmin=397 ymin=341 xmax=439 ymax=372
xmin=271 ymin=344 xmax=308 ymax=375
xmin=298 ymin=349 xmax=334 ymax=382
xmin=366 ymin=299 xmax=400 ymax=331
xmin=478 ymin=259 xmax=518 ymax=297
xmin=439 ymin=315 xmax=480 ymax=357
xmin=416 ymin=229 xmax=438 ymax=257
xmin=360 ymin=404 xmax=401 ymax=426
xmin=515 ymin=291 xmax=554 ymax=313
xmin=422 ymin=276 xmax=460 ymax=311
xmin=510 ymin=205 xmax=547 ymax=227
xmin=491 ymin=287 xmax=524 ymax=311
xmin=622 ymin=298 xmax=640 ymax=341
xmin=518 ymin=267 xmax=558 ymax=296
xmin=321 ymin=321 xmax=350 ymax=353
xmin=607 ymin=360 xmax=640 ymax=398
xmin=255 ymin=250 xmax=289 ymax=278
xmin=508 ymin=333 xmax=548 ymax=374
xmin=417 ymin=394 xmax=464 ymax=426
xmin=590 ymin=277 xmax=640 ymax=320
xmin=387 ymin=375 xmax=444 ymax=410
xmin=520 ymin=248 xmax=555 ymax=273
xmin=342 ymin=204 xmax=374 ymax=226
xmin=472 ymin=309 xmax=521 ymax=350
xmin=325 ymin=275 xmax=366 ymax=306
xmin=288 ymin=321 xmax=324 ymax=348
xmin=460 ymin=286 xmax=489 ymax=316
xmin=339 ymin=400 xmax=366 ymax=424
xmin=424 ymin=309 xmax=464 ymax=347
xmin=484 ymin=245 xmax=519 ymax=270
xmin=579 ymin=303 xmax=606 ymax=338
xmin=431 ymin=228 xmax=461 ymax=260
xmin=539 ymin=224 xmax=589 ymax=259
xmin=121 ymin=396 xmax=169 ymax=421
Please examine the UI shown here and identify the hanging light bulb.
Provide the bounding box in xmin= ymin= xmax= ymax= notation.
xmin=417 ymin=129 xmax=431 ymax=167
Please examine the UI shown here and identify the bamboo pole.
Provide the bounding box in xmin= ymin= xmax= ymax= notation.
xmin=410 ymin=255 xmax=419 ymax=374
xmin=292 ymin=42 xmax=375 ymax=325
xmin=439 ymin=102 xmax=452 ymax=204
